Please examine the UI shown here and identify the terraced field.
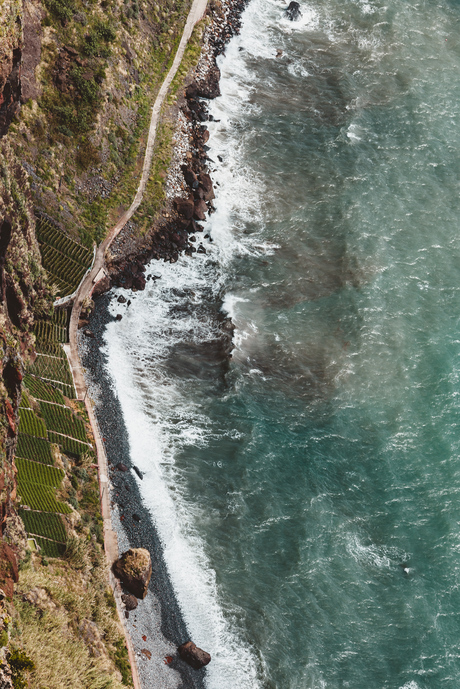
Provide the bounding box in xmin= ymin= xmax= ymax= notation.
xmin=17 ymin=303 xmax=98 ymax=557
xmin=36 ymin=217 xmax=93 ymax=298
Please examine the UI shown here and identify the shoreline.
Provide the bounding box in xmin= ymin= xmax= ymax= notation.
xmin=78 ymin=1 xmax=249 ymax=687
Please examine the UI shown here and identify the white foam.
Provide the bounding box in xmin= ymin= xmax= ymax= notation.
xmin=346 ymin=534 xmax=409 ymax=570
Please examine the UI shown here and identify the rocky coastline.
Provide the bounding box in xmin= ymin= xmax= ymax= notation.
xmin=80 ymin=0 xmax=249 ymax=686
xmin=98 ymin=0 xmax=248 ymax=288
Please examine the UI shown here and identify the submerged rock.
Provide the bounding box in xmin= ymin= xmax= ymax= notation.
xmin=112 ymin=548 xmax=152 ymax=599
xmin=285 ymin=1 xmax=301 ymax=20
xmin=178 ymin=641 xmax=211 ymax=670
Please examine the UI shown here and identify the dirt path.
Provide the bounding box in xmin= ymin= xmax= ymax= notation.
xmin=62 ymin=2 xmax=208 ymax=684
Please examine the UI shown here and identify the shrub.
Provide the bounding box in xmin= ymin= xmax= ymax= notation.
xmin=45 ymin=0 xmax=75 ymax=23
xmin=83 ymin=21 xmax=116 ymax=57
xmin=76 ymin=140 xmax=100 ymax=170
xmin=9 ymin=648 xmax=35 ymax=689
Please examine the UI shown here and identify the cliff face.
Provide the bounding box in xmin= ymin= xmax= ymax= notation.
xmin=0 ymin=1 xmax=23 ymax=137
xmin=0 ymin=139 xmax=49 ymax=596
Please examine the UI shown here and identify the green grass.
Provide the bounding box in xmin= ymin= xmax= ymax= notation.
xmin=24 ymin=374 xmax=65 ymax=405
xmin=17 ymin=480 xmax=72 ymax=514
xmin=16 ymin=434 xmax=55 ymax=465
xmin=19 ymin=509 xmax=66 ymax=543
xmin=16 ymin=457 xmax=64 ymax=487
xmin=18 ymin=408 xmax=47 ymax=438
xmin=39 ymin=402 xmax=87 ymax=441
xmin=47 ymin=432 xmax=93 ymax=460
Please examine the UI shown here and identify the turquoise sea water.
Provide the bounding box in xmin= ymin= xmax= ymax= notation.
xmin=102 ymin=0 xmax=460 ymax=686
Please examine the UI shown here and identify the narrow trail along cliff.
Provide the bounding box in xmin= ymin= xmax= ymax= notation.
xmin=63 ymin=1 xmax=207 ymax=684
xmin=68 ymin=0 xmax=208 ymax=398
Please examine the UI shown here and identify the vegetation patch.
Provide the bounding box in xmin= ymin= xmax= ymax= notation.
xmin=16 ymin=434 xmax=55 ymax=465
xmin=36 ymin=217 xmax=93 ymax=297
xmin=39 ymin=401 xmax=87 ymax=442
xmin=17 ymin=480 xmax=72 ymax=514
xmin=18 ymin=409 xmax=47 ymax=439
xmin=19 ymin=510 xmax=66 ymax=543
xmin=23 ymin=375 xmax=65 ymax=405
xmin=48 ymin=432 xmax=93 ymax=460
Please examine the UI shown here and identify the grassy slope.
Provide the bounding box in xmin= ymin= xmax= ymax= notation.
xmin=6 ymin=0 xmax=196 ymax=247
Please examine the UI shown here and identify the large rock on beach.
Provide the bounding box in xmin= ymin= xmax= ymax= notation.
xmin=175 ymin=197 xmax=195 ymax=220
xmin=182 ymin=167 xmax=199 ymax=189
xmin=92 ymin=275 xmax=112 ymax=298
xmin=197 ymin=65 xmax=221 ymax=99
xmin=178 ymin=641 xmax=211 ymax=670
xmin=193 ymin=199 xmax=208 ymax=221
xmin=285 ymin=1 xmax=302 ymax=20
xmin=112 ymin=548 xmax=152 ymax=599
xmin=199 ymin=173 xmax=215 ymax=201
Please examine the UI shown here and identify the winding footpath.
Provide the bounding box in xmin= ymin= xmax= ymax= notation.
xmin=63 ymin=1 xmax=208 ymax=685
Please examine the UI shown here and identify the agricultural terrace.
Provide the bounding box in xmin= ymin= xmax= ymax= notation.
xmin=36 ymin=217 xmax=93 ymax=298
xmin=16 ymin=304 xmax=101 ymax=557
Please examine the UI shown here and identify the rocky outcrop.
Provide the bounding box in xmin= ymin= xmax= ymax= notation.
xmin=23 ymin=587 xmax=57 ymax=612
xmin=186 ymin=65 xmax=221 ymax=100
xmin=177 ymin=641 xmax=211 ymax=670
xmin=0 ymin=543 xmax=18 ymax=600
xmin=0 ymin=661 xmax=13 ymax=689
xmin=285 ymin=1 xmax=302 ymax=20
xmin=0 ymin=140 xmax=50 ymax=599
xmin=0 ymin=0 xmax=22 ymax=138
xmin=21 ymin=0 xmax=43 ymax=103
xmin=112 ymin=548 xmax=152 ymax=599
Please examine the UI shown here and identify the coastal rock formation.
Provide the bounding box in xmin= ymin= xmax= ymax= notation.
xmin=286 ymin=1 xmax=302 ymax=20
xmin=112 ymin=548 xmax=152 ymax=599
xmin=177 ymin=641 xmax=211 ymax=670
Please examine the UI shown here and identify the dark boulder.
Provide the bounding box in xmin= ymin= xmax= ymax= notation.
xmin=178 ymin=641 xmax=211 ymax=670
xmin=116 ymin=463 xmax=129 ymax=472
xmin=132 ymin=273 xmax=146 ymax=291
xmin=92 ymin=275 xmax=112 ymax=297
xmin=199 ymin=173 xmax=215 ymax=201
xmin=182 ymin=167 xmax=199 ymax=189
xmin=112 ymin=548 xmax=152 ymax=599
xmin=196 ymin=65 xmax=221 ymax=99
xmin=286 ymin=1 xmax=301 ymax=20
xmin=133 ymin=465 xmax=144 ymax=480
xmin=175 ymin=197 xmax=195 ymax=220
xmin=193 ymin=199 xmax=208 ymax=221
xmin=121 ymin=593 xmax=138 ymax=611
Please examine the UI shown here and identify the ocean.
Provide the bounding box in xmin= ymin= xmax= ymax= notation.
xmin=92 ymin=0 xmax=460 ymax=686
